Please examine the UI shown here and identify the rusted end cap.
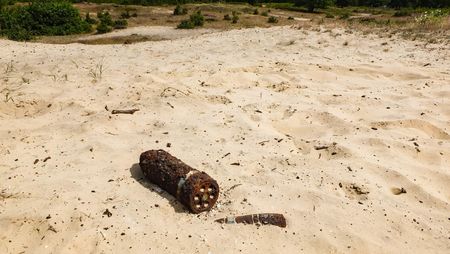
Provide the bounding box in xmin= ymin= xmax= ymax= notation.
xmin=180 ymin=172 xmax=220 ymax=213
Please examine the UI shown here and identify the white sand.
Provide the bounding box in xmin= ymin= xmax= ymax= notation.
xmin=1 ymin=26 xmax=449 ymax=253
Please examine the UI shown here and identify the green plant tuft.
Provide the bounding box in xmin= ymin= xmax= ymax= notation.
xmin=268 ymin=16 xmax=278 ymax=23
xmin=114 ymin=19 xmax=128 ymax=29
xmin=173 ymin=5 xmax=187 ymax=15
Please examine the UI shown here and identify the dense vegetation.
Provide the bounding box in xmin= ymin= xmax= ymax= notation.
xmin=0 ymin=0 xmax=91 ymax=41
xmin=66 ymin=0 xmax=449 ymax=8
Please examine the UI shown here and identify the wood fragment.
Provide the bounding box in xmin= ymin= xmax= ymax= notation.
xmin=111 ymin=109 xmax=139 ymax=115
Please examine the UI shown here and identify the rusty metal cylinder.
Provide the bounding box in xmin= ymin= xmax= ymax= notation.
xmin=139 ymin=149 xmax=219 ymax=213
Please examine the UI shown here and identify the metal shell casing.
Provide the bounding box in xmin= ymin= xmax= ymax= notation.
xmin=139 ymin=149 xmax=219 ymax=213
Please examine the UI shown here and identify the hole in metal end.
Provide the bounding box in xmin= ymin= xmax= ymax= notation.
xmin=194 ymin=196 xmax=199 ymax=201
xmin=209 ymin=195 xmax=214 ymax=199
xmin=207 ymin=188 xmax=212 ymax=192
xmin=203 ymin=203 xmax=209 ymax=208
xmin=200 ymin=188 xmax=205 ymax=193
xmin=196 ymin=204 xmax=201 ymax=208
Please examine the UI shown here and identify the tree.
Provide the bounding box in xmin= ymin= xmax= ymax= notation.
xmin=336 ymin=0 xmax=350 ymax=6
xmin=296 ymin=0 xmax=334 ymax=12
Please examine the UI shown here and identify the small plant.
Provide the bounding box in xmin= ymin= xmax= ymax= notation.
xmin=97 ymin=11 xmax=113 ymax=26
xmin=4 ymin=61 xmax=14 ymax=74
xmin=177 ymin=20 xmax=194 ymax=29
xmin=415 ymin=9 xmax=447 ymax=25
xmin=325 ymin=13 xmax=334 ymax=18
xmin=85 ymin=12 xmax=97 ymax=24
xmin=89 ymin=63 xmax=104 ymax=82
xmin=393 ymin=9 xmax=412 ymax=17
xmin=96 ymin=22 xmax=112 ymax=34
xmin=340 ymin=13 xmax=350 ymax=19
xmin=190 ymin=11 xmax=204 ymax=26
xmin=173 ymin=5 xmax=187 ymax=15
xmin=224 ymin=14 xmax=231 ymax=20
xmin=288 ymin=16 xmax=294 ymax=20
xmin=253 ymin=9 xmax=259 ymax=15
xmin=268 ymin=16 xmax=278 ymax=23
xmin=177 ymin=11 xmax=204 ymax=29
xmin=97 ymin=10 xmax=113 ymax=34
xmin=261 ymin=11 xmax=269 ymax=17
xmin=114 ymin=19 xmax=128 ymax=29
xmin=232 ymin=11 xmax=239 ymax=24
xmin=120 ymin=10 xmax=130 ymax=19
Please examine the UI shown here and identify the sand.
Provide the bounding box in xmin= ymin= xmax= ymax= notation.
xmin=0 ymin=26 xmax=449 ymax=253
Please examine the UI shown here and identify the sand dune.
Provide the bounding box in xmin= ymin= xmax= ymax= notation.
xmin=0 ymin=26 xmax=449 ymax=253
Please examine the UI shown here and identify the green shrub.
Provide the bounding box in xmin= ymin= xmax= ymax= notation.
xmin=261 ymin=11 xmax=269 ymax=16
xmin=268 ymin=16 xmax=278 ymax=23
xmin=288 ymin=16 xmax=294 ymax=20
xmin=340 ymin=12 xmax=351 ymax=19
xmin=177 ymin=20 xmax=194 ymax=29
xmin=114 ymin=19 xmax=128 ymax=29
xmin=85 ymin=12 xmax=97 ymax=24
xmin=224 ymin=14 xmax=231 ymax=20
xmin=7 ymin=27 xmax=33 ymax=41
xmin=295 ymin=0 xmax=334 ymax=12
xmin=393 ymin=9 xmax=412 ymax=17
xmin=173 ymin=5 xmax=187 ymax=15
xmin=177 ymin=11 xmax=204 ymax=29
xmin=0 ymin=1 xmax=91 ymax=41
xmin=96 ymin=22 xmax=112 ymax=34
xmin=253 ymin=9 xmax=259 ymax=15
xmin=232 ymin=11 xmax=239 ymax=23
xmin=97 ymin=11 xmax=113 ymax=26
xmin=120 ymin=10 xmax=131 ymax=19
xmin=189 ymin=11 xmax=204 ymax=27
xmin=325 ymin=13 xmax=334 ymax=18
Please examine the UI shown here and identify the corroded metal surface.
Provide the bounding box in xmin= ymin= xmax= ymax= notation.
xmin=139 ymin=149 xmax=219 ymax=213
xmin=215 ymin=213 xmax=287 ymax=228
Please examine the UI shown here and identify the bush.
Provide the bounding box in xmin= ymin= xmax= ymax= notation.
xmin=0 ymin=1 xmax=91 ymax=41
xmin=295 ymin=0 xmax=334 ymax=12
xmin=253 ymin=9 xmax=259 ymax=15
xmin=268 ymin=16 xmax=278 ymax=23
xmin=224 ymin=14 xmax=231 ymax=20
xmin=120 ymin=10 xmax=131 ymax=19
xmin=85 ymin=12 xmax=97 ymax=24
xmin=340 ymin=12 xmax=351 ymax=19
xmin=232 ymin=11 xmax=239 ymax=23
xmin=177 ymin=11 xmax=204 ymax=29
xmin=177 ymin=20 xmax=194 ymax=29
xmin=288 ymin=16 xmax=295 ymax=20
xmin=173 ymin=5 xmax=187 ymax=15
xmin=189 ymin=11 xmax=204 ymax=26
xmin=96 ymin=22 xmax=112 ymax=34
xmin=97 ymin=11 xmax=113 ymax=26
xmin=261 ymin=11 xmax=269 ymax=16
xmin=393 ymin=9 xmax=412 ymax=17
xmin=114 ymin=19 xmax=128 ymax=29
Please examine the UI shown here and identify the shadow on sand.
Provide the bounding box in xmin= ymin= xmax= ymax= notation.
xmin=129 ymin=163 xmax=188 ymax=214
